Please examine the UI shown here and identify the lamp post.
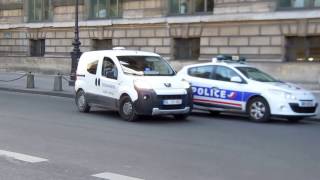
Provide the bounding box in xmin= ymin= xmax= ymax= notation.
xmin=70 ymin=0 xmax=81 ymax=86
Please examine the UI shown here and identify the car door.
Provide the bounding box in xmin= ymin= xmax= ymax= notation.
xmin=209 ymin=65 xmax=246 ymax=111
xmin=97 ymin=56 xmax=120 ymax=110
xmin=183 ymin=65 xmax=218 ymax=110
xmin=84 ymin=59 xmax=100 ymax=104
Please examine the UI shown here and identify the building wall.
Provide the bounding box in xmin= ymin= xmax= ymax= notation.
xmin=0 ymin=0 xmax=319 ymax=84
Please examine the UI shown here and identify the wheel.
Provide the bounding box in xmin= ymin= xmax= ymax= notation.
xmin=287 ymin=117 xmax=303 ymax=123
xmin=119 ymin=96 xmax=138 ymax=122
xmin=209 ymin=110 xmax=220 ymax=116
xmin=247 ymin=97 xmax=270 ymax=122
xmin=75 ymin=90 xmax=90 ymax=113
xmin=173 ymin=114 xmax=189 ymax=120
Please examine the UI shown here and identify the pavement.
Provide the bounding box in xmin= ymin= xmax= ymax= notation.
xmin=1 ymin=90 xmax=320 ymax=180
xmin=0 ymin=72 xmax=319 ymax=121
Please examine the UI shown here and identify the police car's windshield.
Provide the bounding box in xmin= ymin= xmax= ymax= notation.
xmin=117 ymin=56 xmax=175 ymax=76
xmin=236 ymin=67 xmax=279 ymax=82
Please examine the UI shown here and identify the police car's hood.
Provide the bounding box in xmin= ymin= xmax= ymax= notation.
xmin=266 ymin=82 xmax=304 ymax=92
xmin=262 ymin=81 xmax=314 ymax=96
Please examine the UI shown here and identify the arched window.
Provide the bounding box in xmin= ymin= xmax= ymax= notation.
xmin=90 ymin=0 xmax=122 ymax=19
xmin=278 ymin=0 xmax=320 ymax=9
xmin=169 ymin=0 xmax=213 ymax=15
xmin=28 ymin=0 xmax=51 ymax=22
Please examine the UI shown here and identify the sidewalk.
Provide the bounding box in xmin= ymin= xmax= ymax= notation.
xmin=0 ymin=72 xmax=74 ymax=98
xmin=0 ymin=72 xmax=319 ymax=121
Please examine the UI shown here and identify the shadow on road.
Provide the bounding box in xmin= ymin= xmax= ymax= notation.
xmin=191 ymin=111 xmax=314 ymax=126
xmin=84 ymin=107 xmax=315 ymax=126
xmin=88 ymin=108 xmax=190 ymax=125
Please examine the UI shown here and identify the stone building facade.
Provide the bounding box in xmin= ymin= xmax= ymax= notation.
xmin=0 ymin=0 xmax=319 ymax=84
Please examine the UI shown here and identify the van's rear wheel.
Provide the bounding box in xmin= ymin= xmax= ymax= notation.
xmin=76 ymin=90 xmax=90 ymax=113
xmin=119 ymin=96 xmax=138 ymax=122
xmin=247 ymin=97 xmax=270 ymax=122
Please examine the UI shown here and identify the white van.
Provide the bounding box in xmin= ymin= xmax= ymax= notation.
xmin=75 ymin=49 xmax=193 ymax=121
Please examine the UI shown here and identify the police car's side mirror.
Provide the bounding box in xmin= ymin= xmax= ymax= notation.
xmin=230 ymin=76 xmax=242 ymax=83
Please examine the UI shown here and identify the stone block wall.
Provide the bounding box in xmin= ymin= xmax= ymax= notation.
xmin=123 ymin=0 xmax=165 ymax=18
xmin=0 ymin=0 xmax=22 ymax=24
xmin=214 ymin=0 xmax=277 ymax=14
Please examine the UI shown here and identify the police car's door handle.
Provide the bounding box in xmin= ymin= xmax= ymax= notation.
xmin=95 ymin=78 xmax=97 ymax=86
xmin=98 ymin=78 xmax=100 ymax=86
xmin=212 ymin=86 xmax=219 ymax=89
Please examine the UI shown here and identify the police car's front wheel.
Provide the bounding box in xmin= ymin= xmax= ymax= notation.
xmin=247 ymin=97 xmax=270 ymax=122
xmin=119 ymin=96 xmax=138 ymax=122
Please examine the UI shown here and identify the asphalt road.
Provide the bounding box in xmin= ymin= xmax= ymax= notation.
xmin=0 ymin=91 xmax=320 ymax=180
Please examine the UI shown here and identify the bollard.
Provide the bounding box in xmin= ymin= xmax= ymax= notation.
xmin=26 ymin=72 xmax=35 ymax=89
xmin=53 ymin=74 xmax=63 ymax=91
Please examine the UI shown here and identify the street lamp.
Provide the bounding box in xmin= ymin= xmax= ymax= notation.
xmin=70 ymin=0 xmax=81 ymax=86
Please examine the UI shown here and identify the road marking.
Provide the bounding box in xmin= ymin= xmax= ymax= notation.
xmin=92 ymin=172 xmax=144 ymax=180
xmin=0 ymin=150 xmax=48 ymax=163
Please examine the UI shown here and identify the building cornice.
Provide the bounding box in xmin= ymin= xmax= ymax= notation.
xmin=0 ymin=10 xmax=319 ymax=29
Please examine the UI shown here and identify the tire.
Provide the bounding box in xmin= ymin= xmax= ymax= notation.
xmin=247 ymin=97 xmax=270 ymax=122
xmin=209 ymin=110 xmax=220 ymax=116
xmin=119 ymin=96 xmax=138 ymax=122
xmin=287 ymin=117 xmax=303 ymax=123
xmin=174 ymin=114 xmax=189 ymax=120
xmin=75 ymin=90 xmax=90 ymax=113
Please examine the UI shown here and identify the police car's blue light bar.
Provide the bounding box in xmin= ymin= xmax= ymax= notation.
xmin=213 ymin=55 xmax=246 ymax=63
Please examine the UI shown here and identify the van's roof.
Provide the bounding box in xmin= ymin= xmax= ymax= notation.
xmin=82 ymin=50 xmax=160 ymax=57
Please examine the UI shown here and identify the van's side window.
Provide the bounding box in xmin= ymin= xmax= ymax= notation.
xmin=87 ymin=60 xmax=98 ymax=74
xmin=102 ymin=57 xmax=118 ymax=80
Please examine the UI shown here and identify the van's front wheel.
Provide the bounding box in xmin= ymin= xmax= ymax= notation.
xmin=76 ymin=90 xmax=90 ymax=113
xmin=119 ymin=96 xmax=138 ymax=122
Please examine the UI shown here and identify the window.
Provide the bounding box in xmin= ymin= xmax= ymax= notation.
xmin=102 ymin=57 xmax=118 ymax=79
xmin=174 ymin=38 xmax=200 ymax=60
xmin=169 ymin=0 xmax=213 ymax=15
xmin=28 ymin=0 xmax=50 ymax=22
xmin=285 ymin=36 xmax=320 ymax=62
xmin=214 ymin=66 xmax=240 ymax=82
xmin=30 ymin=39 xmax=45 ymax=57
xmin=236 ymin=67 xmax=278 ymax=82
xmin=117 ymin=56 xmax=175 ymax=76
xmin=92 ymin=39 xmax=113 ymax=50
xmin=278 ymin=0 xmax=320 ymax=9
xmin=90 ymin=0 xmax=122 ymax=19
xmin=87 ymin=60 xmax=99 ymax=75
xmin=188 ymin=66 xmax=214 ymax=79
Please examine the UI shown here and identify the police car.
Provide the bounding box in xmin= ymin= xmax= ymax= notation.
xmin=75 ymin=48 xmax=192 ymax=121
xmin=177 ymin=55 xmax=318 ymax=122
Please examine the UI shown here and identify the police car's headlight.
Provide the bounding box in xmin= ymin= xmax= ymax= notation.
xmin=269 ymin=89 xmax=297 ymax=100
xmin=134 ymin=80 xmax=152 ymax=90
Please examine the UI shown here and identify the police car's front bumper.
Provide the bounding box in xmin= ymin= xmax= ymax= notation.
xmin=271 ymin=101 xmax=318 ymax=117
xmin=133 ymin=88 xmax=193 ymax=116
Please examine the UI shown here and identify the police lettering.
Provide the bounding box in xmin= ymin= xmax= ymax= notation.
xmin=192 ymin=86 xmax=227 ymax=99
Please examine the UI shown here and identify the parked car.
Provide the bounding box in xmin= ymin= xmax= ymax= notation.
xmin=75 ymin=48 xmax=193 ymax=121
xmin=177 ymin=55 xmax=318 ymax=122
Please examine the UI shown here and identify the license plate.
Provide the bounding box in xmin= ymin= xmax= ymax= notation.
xmin=163 ymin=99 xmax=182 ymax=105
xmin=300 ymin=101 xmax=314 ymax=107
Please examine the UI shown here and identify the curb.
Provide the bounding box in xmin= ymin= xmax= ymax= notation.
xmin=0 ymin=87 xmax=74 ymax=98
